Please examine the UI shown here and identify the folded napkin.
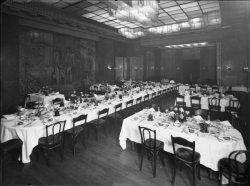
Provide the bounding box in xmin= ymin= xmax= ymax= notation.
xmin=220 ymin=120 xmax=232 ymax=127
xmin=193 ymin=115 xmax=203 ymax=121
xmin=2 ymin=114 xmax=17 ymax=120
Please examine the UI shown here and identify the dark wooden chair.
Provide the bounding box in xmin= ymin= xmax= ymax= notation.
xmin=208 ymin=97 xmax=221 ymax=120
xmin=65 ymin=114 xmax=87 ymax=156
xmin=225 ymin=99 xmax=240 ymax=118
xmin=142 ymin=94 xmax=150 ymax=108
xmin=171 ymin=135 xmax=201 ymax=186
xmin=37 ymin=120 xmax=66 ymax=167
xmin=175 ymin=94 xmax=186 ymax=108
xmin=218 ymin=150 xmax=249 ymax=186
xmin=90 ymin=108 xmax=109 ymax=141
xmin=212 ymin=86 xmax=219 ymax=93
xmin=0 ymin=139 xmax=23 ymax=184
xmin=124 ymin=99 xmax=134 ymax=117
xmin=138 ymin=126 xmax=164 ymax=177
xmin=134 ymin=97 xmax=142 ymax=112
xmin=108 ymin=103 xmax=123 ymax=134
xmin=52 ymin=98 xmax=64 ymax=106
xmin=190 ymin=85 xmax=196 ymax=92
xmin=200 ymin=86 xmax=207 ymax=92
xmin=190 ymin=96 xmax=201 ymax=111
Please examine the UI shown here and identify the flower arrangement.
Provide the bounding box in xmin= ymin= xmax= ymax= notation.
xmin=199 ymin=123 xmax=209 ymax=133
xmin=169 ymin=106 xmax=190 ymax=123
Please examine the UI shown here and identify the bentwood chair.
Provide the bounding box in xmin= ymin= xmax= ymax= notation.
xmin=225 ymin=99 xmax=240 ymax=118
xmin=65 ymin=114 xmax=87 ymax=156
xmin=37 ymin=120 xmax=66 ymax=167
xmin=208 ymin=97 xmax=221 ymax=120
xmin=200 ymin=86 xmax=207 ymax=93
xmin=90 ymin=108 xmax=109 ymax=141
xmin=171 ymin=136 xmax=201 ymax=186
xmin=190 ymin=85 xmax=196 ymax=92
xmin=138 ymin=126 xmax=164 ymax=177
xmin=135 ymin=97 xmax=143 ymax=112
xmin=175 ymin=94 xmax=186 ymax=108
xmin=218 ymin=150 xmax=249 ymax=186
xmin=0 ymin=139 xmax=23 ymax=184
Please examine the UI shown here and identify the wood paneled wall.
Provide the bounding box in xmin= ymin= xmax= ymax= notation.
xmin=1 ymin=14 xmax=20 ymax=114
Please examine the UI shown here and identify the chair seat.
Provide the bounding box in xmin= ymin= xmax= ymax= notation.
xmin=145 ymin=139 xmax=163 ymax=149
xmin=65 ymin=125 xmax=84 ymax=135
xmin=1 ymin=139 xmax=23 ymax=153
xmin=218 ymin=158 xmax=248 ymax=180
xmin=176 ymin=148 xmax=200 ymax=162
xmin=38 ymin=135 xmax=62 ymax=147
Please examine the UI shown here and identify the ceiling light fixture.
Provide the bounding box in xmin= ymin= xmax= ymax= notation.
xmin=165 ymin=42 xmax=208 ymax=49
xmin=108 ymin=0 xmax=159 ymax=26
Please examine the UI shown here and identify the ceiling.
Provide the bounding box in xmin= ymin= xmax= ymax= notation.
xmin=3 ymin=0 xmax=249 ymax=40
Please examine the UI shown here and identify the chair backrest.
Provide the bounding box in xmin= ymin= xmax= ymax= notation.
xmin=98 ymin=108 xmax=109 ymax=121
xmin=94 ymin=86 xmax=98 ymax=92
xmin=229 ymin=99 xmax=240 ymax=109
xmin=73 ymin=114 xmax=87 ymax=128
xmin=208 ymin=97 xmax=221 ymax=111
xmin=212 ymin=87 xmax=219 ymax=93
xmin=136 ymin=97 xmax=142 ymax=104
xmin=190 ymin=96 xmax=201 ymax=109
xmin=152 ymin=92 xmax=156 ymax=98
xmin=228 ymin=150 xmax=249 ymax=184
xmin=53 ymin=98 xmax=63 ymax=105
xmin=200 ymin=86 xmax=207 ymax=92
xmin=24 ymin=94 xmax=31 ymax=108
xmin=126 ymin=100 xmax=133 ymax=108
xmin=176 ymin=94 xmax=185 ymax=107
xmin=115 ymin=103 xmax=122 ymax=113
xmin=144 ymin=94 xmax=149 ymax=101
xmin=190 ymin=85 xmax=196 ymax=92
xmin=45 ymin=120 xmax=66 ymax=146
xmin=138 ymin=126 xmax=156 ymax=150
xmin=171 ymin=135 xmax=196 ymax=163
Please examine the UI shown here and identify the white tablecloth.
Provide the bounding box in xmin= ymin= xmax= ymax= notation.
xmin=119 ymin=110 xmax=246 ymax=171
xmin=179 ymin=85 xmax=225 ymax=94
xmin=1 ymin=85 xmax=178 ymax=163
xmin=29 ymin=93 xmax=65 ymax=106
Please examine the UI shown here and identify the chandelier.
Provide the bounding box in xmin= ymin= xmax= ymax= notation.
xmin=108 ymin=0 xmax=159 ymax=26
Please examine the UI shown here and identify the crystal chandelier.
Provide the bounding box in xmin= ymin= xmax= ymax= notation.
xmin=108 ymin=0 xmax=159 ymax=26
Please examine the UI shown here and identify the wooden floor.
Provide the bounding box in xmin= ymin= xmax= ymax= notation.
xmin=2 ymin=94 xmax=249 ymax=186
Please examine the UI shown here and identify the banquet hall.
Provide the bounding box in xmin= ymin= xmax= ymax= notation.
xmin=1 ymin=0 xmax=250 ymax=185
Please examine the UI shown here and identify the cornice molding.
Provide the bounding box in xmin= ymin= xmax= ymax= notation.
xmin=1 ymin=2 xmax=127 ymax=42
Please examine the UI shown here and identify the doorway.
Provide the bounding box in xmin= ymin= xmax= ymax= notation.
xmin=183 ymin=60 xmax=200 ymax=84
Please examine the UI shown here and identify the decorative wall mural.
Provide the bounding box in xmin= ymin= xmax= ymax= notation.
xmin=19 ymin=27 xmax=95 ymax=96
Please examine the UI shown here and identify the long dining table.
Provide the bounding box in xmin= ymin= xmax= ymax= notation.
xmin=119 ymin=108 xmax=246 ymax=171
xmin=1 ymin=84 xmax=178 ymax=163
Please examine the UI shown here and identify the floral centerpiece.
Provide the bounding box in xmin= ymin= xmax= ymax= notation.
xmin=169 ymin=106 xmax=190 ymax=123
xmin=199 ymin=122 xmax=209 ymax=133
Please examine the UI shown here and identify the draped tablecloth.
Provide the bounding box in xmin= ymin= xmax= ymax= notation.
xmin=29 ymin=93 xmax=65 ymax=106
xmin=119 ymin=110 xmax=246 ymax=171
xmin=1 ymin=85 xmax=178 ymax=163
xmin=178 ymin=85 xmax=225 ymax=94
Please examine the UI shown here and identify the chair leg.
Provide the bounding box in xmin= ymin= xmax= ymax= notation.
xmin=198 ymin=164 xmax=201 ymax=180
xmin=19 ymin=146 xmax=22 ymax=163
xmin=72 ymin=137 xmax=76 ymax=156
xmin=193 ymin=166 xmax=196 ymax=186
xmin=159 ymin=150 xmax=165 ymax=166
xmin=44 ymin=149 xmax=49 ymax=167
xmin=219 ymin=172 xmax=222 ymax=186
xmin=36 ymin=146 xmax=40 ymax=161
xmin=153 ymin=154 xmax=156 ymax=177
xmin=139 ymin=147 xmax=144 ymax=171
xmin=172 ymin=158 xmax=177 ymax=185
xmin=59 ymin=145 xmax=64 ymax=161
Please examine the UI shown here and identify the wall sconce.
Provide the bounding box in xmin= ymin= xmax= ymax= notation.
xmin=202 ymin=66 xmax=206 ymax=70
xmin=225 ymin=65 xmax=232 ymax=72
xmin=107 ymin=65 xmax=121 ymax=70
xmin=151 ymin=66 xmax=154 ymax=70
xmin=243 ymin=66 xmax=249 ymax=72
xmin=176 ymin=66 xmax=180 ymax=70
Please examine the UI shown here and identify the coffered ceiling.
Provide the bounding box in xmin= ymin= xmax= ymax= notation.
xmin=2 ymin=0 xmax=249 ymax=40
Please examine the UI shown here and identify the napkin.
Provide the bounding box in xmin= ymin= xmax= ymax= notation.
xmin=220 ymin=120 xmax=232 ymax=127
xmin=2 ymin=114 xmax=17 ymax=120
xmin=193 ymin=115 xmax=203 ymax=121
